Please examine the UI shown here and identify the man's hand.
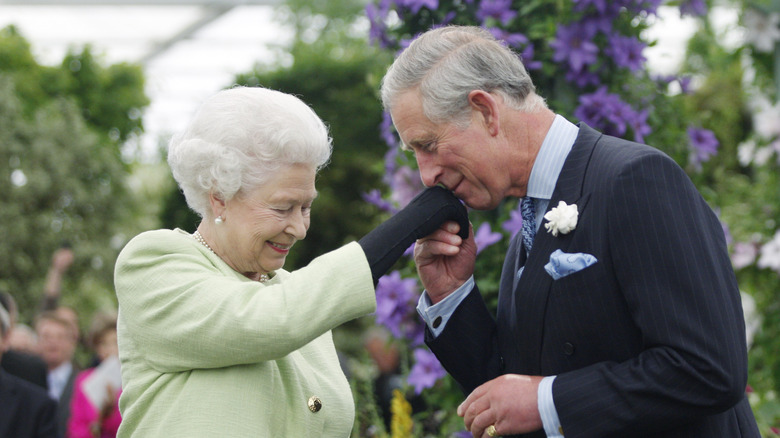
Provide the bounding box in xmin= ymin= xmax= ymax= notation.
xmin=457 ymin=374 xmax=544 ymax=438
xmin=414 ymin=221 xmax=476 ymax=304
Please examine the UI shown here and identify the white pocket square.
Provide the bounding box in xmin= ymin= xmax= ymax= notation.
xmin=544 ymin=249 xmax=598 ymax=280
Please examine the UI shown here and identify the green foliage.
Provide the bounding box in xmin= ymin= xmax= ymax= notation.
xmin=679 ymin=10 xmax=780 ymax=433
xmin=0 ymin=26 xmax=149 ymax=327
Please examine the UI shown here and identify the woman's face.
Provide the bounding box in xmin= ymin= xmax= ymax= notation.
xmin=95 ymin=328 xmax=118 ymax=361
xmin=217 ymin=163 xmax=317 ymax=280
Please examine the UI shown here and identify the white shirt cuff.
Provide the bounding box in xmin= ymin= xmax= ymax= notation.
xmin=415 ymin=276 xmax=474 ymax=338
xmin=538 ymin=375 xmax=564 ymax=437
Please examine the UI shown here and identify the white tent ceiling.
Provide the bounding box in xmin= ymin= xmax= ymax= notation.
xmin=0 ymin=0 xmax=291 ymax=161
xmin=0 ymin=1 xmax=731 ymax=161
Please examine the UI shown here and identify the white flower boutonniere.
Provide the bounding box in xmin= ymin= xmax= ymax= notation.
xmin=543 ymin=201 xmax=578 ymax=236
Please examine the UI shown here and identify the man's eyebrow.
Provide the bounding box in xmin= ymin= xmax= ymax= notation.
xmin=404 ymin=135 xmax=436 ymax=151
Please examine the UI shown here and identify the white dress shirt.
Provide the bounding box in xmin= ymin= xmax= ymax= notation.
xmin=47 ymin=361 xmax=73 ymax=401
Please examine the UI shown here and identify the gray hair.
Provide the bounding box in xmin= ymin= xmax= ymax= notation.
xmin=381 ymin=26 xmax=546 ymax=127
xmin=0 ymin=305 xmax=9 ymax=337
xmin=167 ymin=86 xmax=332 ymax=218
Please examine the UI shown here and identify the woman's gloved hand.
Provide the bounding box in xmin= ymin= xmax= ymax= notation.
xmin=358 ymin=186 xmax=469 ymax=284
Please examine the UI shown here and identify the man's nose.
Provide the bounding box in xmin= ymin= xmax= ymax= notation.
xmin=416 ymin=153 xmax=441 ymax=188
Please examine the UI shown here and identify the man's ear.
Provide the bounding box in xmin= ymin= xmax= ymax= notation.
xmin=467 ymin=90 xmax=500 ymax=136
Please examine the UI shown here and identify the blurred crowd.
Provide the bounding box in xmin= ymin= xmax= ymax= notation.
xmin=1 ymin=247 xmax=121 ymax=438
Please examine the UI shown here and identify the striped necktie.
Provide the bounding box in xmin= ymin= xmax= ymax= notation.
xmin=521 ymin=196 xmax=536 ymax=255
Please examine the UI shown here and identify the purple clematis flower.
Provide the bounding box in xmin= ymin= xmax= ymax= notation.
xmin=474 ymin=222 xmax=502 ymax=254
xmin=679 ymin=0 xmax=707 ymax=17
xmin=375 ymin=271 xmax=420 ymax=339
xmin=488 ymin=27 xmax=529 ymax=48
xmin=520 ymin=43 xmax=543 ymax=70
xmin=688 ymin=126 xmax=719 ymax=169
xmin=678 ymin=76 xmax=693 ymax=94
xmin=365 ymin=2 xmax=394 ymax=48
xmin=390 ymin=165 xmax=424 ymax=208
xmin=380 ymin=111 xmax=399 ymax=149
xmin=627 ymin=108 xmax=652 ymax=144
xmin=572 ymin=0 xmax=610 ymax=15
xmin=550 ymin=24 xmax=599 ymax=74
xmin=605 ymin=34 xmax=646 ymax=72
xmin=477 ymin=0 xmax=517 ymax=25
xmin=566 ymin=69 xmax=601 ymax=88
xmin=395 ymin=0 xmax=439 ymax=14
xmin=580 ymin=14 xmax=615 ymax=35
xmin=502 ymin=207 xmax=524 ymax=238
xmin=407 ymin=348 xmax=447 ymax=394
xmin=362 ymin=189 xmax=397 ymax=213
xmin=575 ymin=87 xmax=650 ymax=141
xmin=627 ymin=0 xmax=662 ymax=15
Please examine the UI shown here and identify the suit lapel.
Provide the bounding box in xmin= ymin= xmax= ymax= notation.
xmin=512 ymin=124 xmax=601 ymax=374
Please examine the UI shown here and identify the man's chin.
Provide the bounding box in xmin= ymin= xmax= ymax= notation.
xmin=459 ymin=193 xmax=499 ymax=211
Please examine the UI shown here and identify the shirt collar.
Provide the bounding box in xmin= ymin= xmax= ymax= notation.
xmin=49 ymin=361 xmax=73 ymax=387
xmin=526 ymin=114 xmax=580 ymax=200
xmin=48 ymin=361 xmax=73 ymax=399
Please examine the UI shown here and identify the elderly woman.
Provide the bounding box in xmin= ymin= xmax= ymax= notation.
xmin=114 ymin=86 xmax=467 ymax=437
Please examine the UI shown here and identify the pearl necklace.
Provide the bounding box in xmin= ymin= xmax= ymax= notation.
xmin=192 ymin=231 xmax=269 ymax=283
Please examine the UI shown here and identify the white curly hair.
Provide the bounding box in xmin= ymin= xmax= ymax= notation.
xmin=167 ymin=86 xmax=332 ymax=219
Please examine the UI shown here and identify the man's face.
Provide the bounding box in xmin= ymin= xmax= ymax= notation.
xmin=36 ymin=319 xmax=76 ymax=369
xmin=390 ymin=90 xmax=518 ymax=210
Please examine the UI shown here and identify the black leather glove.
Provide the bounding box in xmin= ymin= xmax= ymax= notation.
xmin=358 ymin=186 xmax=469 ymax=284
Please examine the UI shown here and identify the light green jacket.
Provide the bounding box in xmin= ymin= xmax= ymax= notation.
xmin=114 ymin=229 xmax=375 ymax=437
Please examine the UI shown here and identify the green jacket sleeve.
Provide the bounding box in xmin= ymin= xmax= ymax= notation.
xmin=114 ymin=229 xmax=375 ymax=373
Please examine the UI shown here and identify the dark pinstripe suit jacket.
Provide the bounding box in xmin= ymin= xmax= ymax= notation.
xmin=427 ymin=124 xmax=760 ymax=437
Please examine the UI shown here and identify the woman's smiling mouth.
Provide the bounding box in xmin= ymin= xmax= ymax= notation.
xmin=267 ymin=241 xmax=292 ymax=253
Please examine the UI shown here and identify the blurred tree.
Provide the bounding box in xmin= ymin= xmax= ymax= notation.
xmin=0 ymin=25 xmax=149 ymax=324
xmin=159 ymin=0 xmax=392 ymax=270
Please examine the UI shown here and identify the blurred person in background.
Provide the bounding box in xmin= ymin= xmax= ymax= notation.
xmin=36 ymin=310 xmax=80 ymax=437
xmin=0 ymin=291 xmax=49 ymax=389
xmin=41 ymin=246 xmax=84 ymax=351
xmin=0 ymin=300 xmax=58 ymax=438
xmin=114 ymin=86 xmax=468 ymax=437
xmin=8 ymin=322 xmax=40 ymax=354
xmin=68 ymin=311 xmax=122 ymax=438
xmin=42 ymin=245 xmax=74 ymax=312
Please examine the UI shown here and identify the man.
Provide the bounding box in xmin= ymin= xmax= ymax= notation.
xmin=0 ymin=300 xmax=58 ymax=437
xmin=36 ymin=311 xmax=80 ymax=438
xmin=381 ymin=26 xmax=760 ymax=437
xmin=0 ymin=291 xmax=49 ymax=389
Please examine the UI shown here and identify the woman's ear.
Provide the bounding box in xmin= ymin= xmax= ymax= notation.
xmin=467 ymin=90 xmax=500 ymax=136
xmin=209 ymin=192 xmax=227 ymax=220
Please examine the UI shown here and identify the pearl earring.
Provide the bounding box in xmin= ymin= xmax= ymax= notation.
xmin=215 ymin=216 xmax=223 ymax=225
